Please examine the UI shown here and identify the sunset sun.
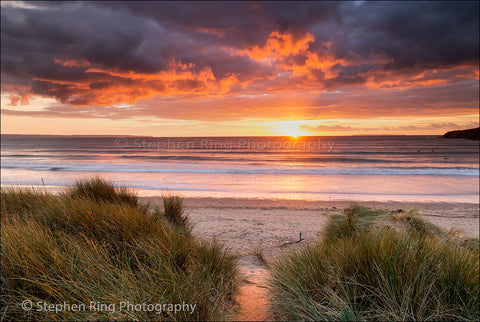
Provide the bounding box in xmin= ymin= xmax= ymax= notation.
xmin=284 ymin=127 xmax=304 ymax=138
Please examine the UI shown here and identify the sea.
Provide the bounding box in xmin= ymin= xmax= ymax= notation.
xmin=1 ymin=135 xmax=479 ymax=202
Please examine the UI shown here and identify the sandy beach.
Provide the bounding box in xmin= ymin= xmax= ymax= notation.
xmin=140 ymin=196 xmax=479 ymax=320
xmin=141 ymin=197 xmax=479 ymax=260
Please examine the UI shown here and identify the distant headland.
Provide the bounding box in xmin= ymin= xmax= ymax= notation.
xmin=442 ymin=127 xmax=480 ymax=140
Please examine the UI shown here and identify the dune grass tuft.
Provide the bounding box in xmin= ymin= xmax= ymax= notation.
xmin=390 ymin=209 xmax=445 ymax=238
xmin=162 ymin=192 xmax=189 ymax=229
xmin=323 ymin=202 xmax=385 ymax=242
xmin=1 ymin=178 xmax=238 ymax=321
xmin=269 ymin=203 xmax=479 ymax=321
xmin=63 ymin=176 xmax=139 ymax=208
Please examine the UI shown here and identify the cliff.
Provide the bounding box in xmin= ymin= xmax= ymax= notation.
xmin=442 ymin=127 xmax=480 ymax=140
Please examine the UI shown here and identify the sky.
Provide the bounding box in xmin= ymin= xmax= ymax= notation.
xmin=1 ymin=1 xmax=479 ymax=136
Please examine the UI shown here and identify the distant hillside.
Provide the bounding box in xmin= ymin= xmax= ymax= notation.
xmin=442 ymin=127 xmax=480 ymax=140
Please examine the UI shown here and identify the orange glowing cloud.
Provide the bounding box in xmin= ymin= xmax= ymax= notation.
xmin=6 ymin=94 xmax=32 ymax=106
xmin=53 ymin=58 xmax=91 ymax=68
xmin=246 ymin=31 xmax=314 ymax=61
xmin=23 ymin=59 xmax=245 ymax=106
xmin=241 ymin=31 xmax=347 ymax=83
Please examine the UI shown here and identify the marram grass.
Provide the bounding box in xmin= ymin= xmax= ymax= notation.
xmin=1 ymin=178 xmax=238 ymax=321
xmin=269 ymin=204 xmax=479 ymax=321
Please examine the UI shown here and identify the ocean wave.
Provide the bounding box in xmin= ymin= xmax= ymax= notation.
xmin=2 ymin=163 xmax=478 ymax=176
xmin=3 ymin=153 xmax=478 ymax=165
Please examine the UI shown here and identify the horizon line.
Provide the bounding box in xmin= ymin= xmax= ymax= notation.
xmin=0 ymin=133 xmax=447 ymax=138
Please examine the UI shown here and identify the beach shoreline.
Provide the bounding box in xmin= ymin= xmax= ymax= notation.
xmin=140 ymin=196 xmax=479 ymax=261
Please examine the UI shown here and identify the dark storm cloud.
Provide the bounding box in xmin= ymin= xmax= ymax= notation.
xmin=1 ymin=1 xmax=478 ymax=117
xmin=1 ymin=2 xmax=173 ymax=73
xmin=107 ymin=1 xmax=342 ymax=47
xmin=329 ymin=1 xmax=479 ymax=70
